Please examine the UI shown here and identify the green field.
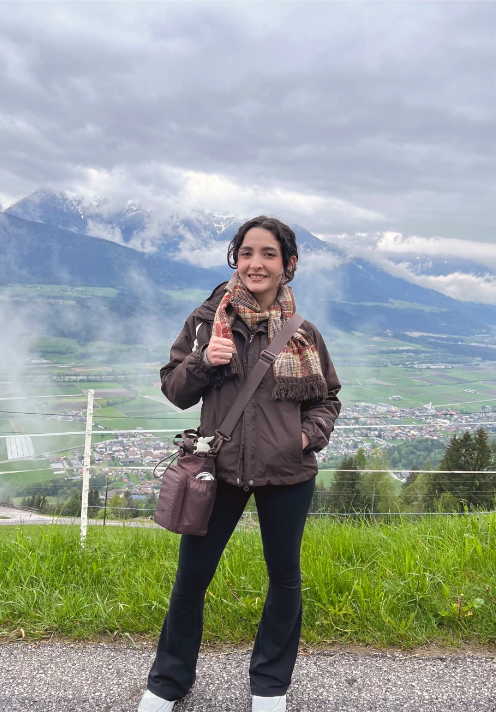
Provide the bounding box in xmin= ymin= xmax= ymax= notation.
xmin=164 ymin=288 xmax=211 ymax=302
xmin=136 ymin=386 xmax=163 ymax=397
xmin=316 ymin=469 xmax=336 ymax=487
xmin=1 ymin=515 xmax=495 ymax=646
xmin=76 ymin=381 xmax=124 ymax=390
xmin=0 ymin=459 xmax=55 ymax=488
xmin=2 ymin=415 xmax=87 ymax=455
xmin=94 ymin=397 xmax=200 ymax=434
xmin=336 ymin=364 xmax=496 ymax=412
xmin=0 ymin=384 xmax=82 ymax=398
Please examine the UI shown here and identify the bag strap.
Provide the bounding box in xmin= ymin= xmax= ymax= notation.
xmin=214 ymin=312 xmax=305 ymax=443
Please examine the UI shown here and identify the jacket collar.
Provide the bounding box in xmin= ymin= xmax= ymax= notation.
xmin=194 ymin=282 xmax=228 ymax=321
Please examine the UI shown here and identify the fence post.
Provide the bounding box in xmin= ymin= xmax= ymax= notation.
xmin=80 ymin=389 xmax=94 ymax=548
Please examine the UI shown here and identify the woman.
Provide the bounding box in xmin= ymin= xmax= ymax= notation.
xmin=139 ymin=216 xmax=341 ymax=712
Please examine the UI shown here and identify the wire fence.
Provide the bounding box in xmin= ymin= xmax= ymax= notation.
xmin=5 ymin=461 xmax=496 ymax=477
xmin=4 ymin=504 xmax=494 ymax=521
xmin=3 ymin=410 xmax=496 ymax=519
xmin=84 ymin=505 xmax=496 ymax=517
xmin=3 ymin=420 xmax=496 ymax=439
xmin=2 ymin=405 xmax=496 ymax=419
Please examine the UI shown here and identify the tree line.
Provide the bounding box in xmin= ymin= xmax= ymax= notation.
xmin=317 ymin=427 xmax=496 ymax=514
xmin=21 ymin=489 xmax=158 ymax=520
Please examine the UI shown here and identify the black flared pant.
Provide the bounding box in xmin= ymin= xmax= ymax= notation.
xmin=147 ymin=476 xmax=315 ymax=701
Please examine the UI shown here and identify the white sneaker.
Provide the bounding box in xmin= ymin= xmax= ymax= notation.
xmin=252 ymin=694 xmax=286 ymax=712
xmin=138 ymin=689 xmax=175 ymax=712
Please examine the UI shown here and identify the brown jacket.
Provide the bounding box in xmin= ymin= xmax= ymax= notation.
xmin=160 ymin=283 xmax=341 ymax=488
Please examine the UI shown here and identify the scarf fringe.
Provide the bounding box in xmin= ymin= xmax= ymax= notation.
xmin=272 ymin=374 xmax=328 ymax=402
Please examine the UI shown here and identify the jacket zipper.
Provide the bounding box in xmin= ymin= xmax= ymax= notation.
xmin=240 ymin=329 xmax=253 ymax=487
xmin=235 ymin=325 xmax=262 ymax=489
xmin=242 ymin=333 xmax=252 ymax=376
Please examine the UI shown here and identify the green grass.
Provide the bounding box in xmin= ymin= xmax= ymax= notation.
xmin=1 ymin=514 xmax=495 ymax=646
xmin=94 ymin=406 xmax=127 ymax=419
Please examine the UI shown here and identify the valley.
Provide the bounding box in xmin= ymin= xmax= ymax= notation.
xmin=2 ymin=191 xmax=496 ymax=510
xmin=2 ymin=322 xmax=496 ymax=504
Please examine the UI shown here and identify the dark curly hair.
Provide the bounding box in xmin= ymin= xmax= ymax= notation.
xmin=227 ymin=216 xmax=298 ymax=283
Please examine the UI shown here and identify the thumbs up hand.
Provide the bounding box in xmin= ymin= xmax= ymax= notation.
xmin=205 ymin=321 xmax=234 ymax=366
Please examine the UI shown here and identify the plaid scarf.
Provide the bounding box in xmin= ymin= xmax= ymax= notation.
xmin=211 ymin=271 xmax=328 ymax=402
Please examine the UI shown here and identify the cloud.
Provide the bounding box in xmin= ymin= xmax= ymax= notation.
xmin=371 ymin=256 xmax=496 ymax=304
xmin=322 ymin=230 xmax=496 ymax=304
xmin=325 ymin=231 xmax=496 ymax=270
xmin=174 ymin=237 xmax=231 ymax=269
xmin=73 ymin=165 xmax=384 ymax=231
xmin=376 ymin=233 xmax=496 ymax=271
xmin=85 ymin=219 xmax=126 ymax=246
xmin=1 ymin=2 xmax=496 ymax=241
xmin=411 ymin=272 xmax=496 ymax=304
xmin=297 ymin=250 xmax=343 ymax=274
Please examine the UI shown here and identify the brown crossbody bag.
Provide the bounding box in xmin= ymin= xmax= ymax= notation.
xmin=153 ymin=313 xmax=305 ymax=536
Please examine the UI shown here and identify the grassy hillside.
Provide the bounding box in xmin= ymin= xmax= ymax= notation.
xmin=1 ymin=514 xmax=494 ymax=646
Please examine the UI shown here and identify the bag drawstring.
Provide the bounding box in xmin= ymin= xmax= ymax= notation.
xmin=153 ymin=430 xmax=222 ymax=480
xmin=152 ymin=451 xmax=179 ymax=480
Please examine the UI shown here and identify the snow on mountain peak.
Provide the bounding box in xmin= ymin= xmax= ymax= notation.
xmin=192 ymin=209 xmax=239 ymax=235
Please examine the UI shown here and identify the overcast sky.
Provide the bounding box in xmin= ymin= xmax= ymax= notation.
xmin=1 ymin=2 xmax=496 ymax=264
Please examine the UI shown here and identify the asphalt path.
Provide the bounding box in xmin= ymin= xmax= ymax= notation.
xmin=0 ymin=507 xmax=256 ymax=529
xmin=1 ymin=642 xmax=496 ymax=712
xmin=0 ymin=506 xmax=155 ymax=527
xmin=0 ymin=506 xmax=56 ymax=525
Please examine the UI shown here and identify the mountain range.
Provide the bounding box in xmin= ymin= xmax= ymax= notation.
xmin=2 ymin=188 xmax=496 ymax=352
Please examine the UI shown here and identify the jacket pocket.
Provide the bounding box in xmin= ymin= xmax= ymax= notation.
xmin=254 ymin=399 xmax=303 ymax=477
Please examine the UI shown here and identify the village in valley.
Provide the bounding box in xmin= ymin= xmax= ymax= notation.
xmin=40 ymin=395 xmax=496 ymax=504
xmin=4 ymin=329 xmax=496 ymax=513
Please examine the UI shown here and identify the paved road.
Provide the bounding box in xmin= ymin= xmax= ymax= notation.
xmin=0 ymin=507 xmax=257 ymax=529
xmin=1 ymin=642 xmax=495 ymax=711
xmin=0 ymin=507 xmax=156 ymax=527
xmin=0 ymin=506 xmax=53 ymax=524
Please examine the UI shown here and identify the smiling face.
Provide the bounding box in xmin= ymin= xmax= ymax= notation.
xmin=236 ymin=227 xmax=296 ymax=310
